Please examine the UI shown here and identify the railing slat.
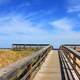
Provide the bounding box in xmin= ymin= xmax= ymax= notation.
xmin=60 ymin=45 xmax=80 ymax=79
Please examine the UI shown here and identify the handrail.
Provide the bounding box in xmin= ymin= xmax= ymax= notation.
xmin=62 ymin=44 xmax=80 ymax=46
xmin=62 ymin=46 xmax=80 ymax=59
xmin=60 ymin=45 xmax=80 ymax=79
xmin=0 ymin=45 xmax=52 ymax=80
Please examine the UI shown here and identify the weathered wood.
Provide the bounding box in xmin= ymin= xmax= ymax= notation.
xmin=33 ymin=50 xmax=61 ymax=80
xmin=0 ymin=45 xmax=52 ymax=80
xmin=60 ymin=45 xmax=80 ymax=79
xmin=62 ymin=46 xmax=80 ymax=60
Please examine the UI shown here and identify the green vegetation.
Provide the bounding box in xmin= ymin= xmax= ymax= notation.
xmin=0 ymin=48 xmax=40 ymax=68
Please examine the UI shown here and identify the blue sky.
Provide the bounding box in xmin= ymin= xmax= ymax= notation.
xmin=0 ymin=0 xmax=80 ymax=48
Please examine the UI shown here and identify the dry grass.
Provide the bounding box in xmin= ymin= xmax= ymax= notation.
xmin=0 ymin=48 xmax=40 ymax=68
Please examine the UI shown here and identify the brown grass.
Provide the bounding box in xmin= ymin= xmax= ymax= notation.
xmin=0 ymin=48 xmax=40 ymax=68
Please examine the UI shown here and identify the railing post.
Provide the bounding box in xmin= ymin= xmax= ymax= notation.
xmin=73 ymin=55 xmax=76 ymax=68
xmin=74 ymin=46 xmax=76 ymax=50
xmin=27 ymin=64 xmax=32 ymax=80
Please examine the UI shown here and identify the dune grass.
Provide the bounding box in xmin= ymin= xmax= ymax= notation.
xmin=0 ymin=48 xmax=40 ymax=68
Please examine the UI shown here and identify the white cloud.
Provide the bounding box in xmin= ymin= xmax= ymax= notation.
xmin=67 ymin=0 xmax=80 ymax=13
xmin=0 ymin=14 xmax=54 ymax=47
xmin=0 ymin=15 xmax=43 ymax=34
xmin=0 ymin=13 xmax=80 ymax=48
xmin=49 ymin=17 xmax=80 ymax=47
xmin=67 ymin=5 xmax=80 ymax=13
xmin=50 ymin=18 xmax=73 ymax=31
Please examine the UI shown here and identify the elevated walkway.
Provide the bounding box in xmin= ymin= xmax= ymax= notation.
xmin=0 ymin=45 xmax=80 ymax=80
xmin=33 ymin=50 xmax=61 ymax=80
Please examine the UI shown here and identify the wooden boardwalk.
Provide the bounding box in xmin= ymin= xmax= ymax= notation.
xmin=0 ymin=45 xmax=80 ymax=80
xmin=33 ymin=50 xmax=61 ymax=80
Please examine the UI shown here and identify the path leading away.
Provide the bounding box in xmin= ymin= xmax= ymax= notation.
xmin=33 ymin=50 xmax=61 ymax=80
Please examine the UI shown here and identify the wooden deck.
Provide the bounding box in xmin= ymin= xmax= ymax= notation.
xmin=33 ymin=50 xmax=61 ymax=80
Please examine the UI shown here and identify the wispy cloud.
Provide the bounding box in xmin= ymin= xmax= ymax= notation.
xmin=0 ymin=14 xmax=46 ymax=34
xmin=67 ymin=0 xmax=80 ymax=13
xmin=67 ymin=5 xmax=80 ymax=13
xmin=0 ymin=0 xmax=80 ymax=48
xmin=0 ymin=13 xmax=80 ymax=48
xmin=49 ymin=17 xmax=80 ymax=47
xmin=50 ymin=18 xmax=73 ymax=31
xmin=0 ymin=14 xmax=54 ymax=47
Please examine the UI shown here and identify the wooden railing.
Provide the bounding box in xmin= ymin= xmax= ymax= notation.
xmin=63 ymin=44 xmax=80 ymax=52
xmin=0 ymin=45 xmax=52 ymax=80
xmin=62 ymin=44 xmax=80 ymax=51
xmin=59 ymin=45 xmax=80 ymax=80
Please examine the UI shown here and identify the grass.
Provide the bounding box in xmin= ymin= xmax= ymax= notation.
xmin=0 ymin=48 xmax=40 ymax=68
